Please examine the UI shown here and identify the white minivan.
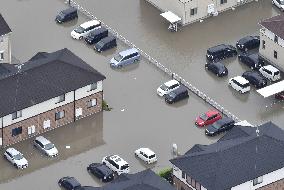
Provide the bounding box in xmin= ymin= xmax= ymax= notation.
xmin=157 ymin=80 xmax=180 ymax=97
xmin=228 ymin=76 xmax=250 ymax=93
xmin=259 ymin=65 xmax=281 ymax=82
xmin=134 ymin=148 xmax=157 ymax=164
xmin=272 ymin=0 xmax=284 ymax=11
xmin=71 ymin=20 xmax=101 ymax=40
xmin=4 ymin=148 xmax=28 ymax=169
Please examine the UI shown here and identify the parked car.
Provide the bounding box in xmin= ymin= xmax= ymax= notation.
xmin=272 ymin=0 xmax=284 ymax=11
xmin=58 ymin=176 xmax=81 ymax=190
xmin=4 ymin=148 xmax=28 ymax=169
xmin=102 ymin=155 xmax=130 ymax=175
xmin=205 ymin=62 xmax=228 ymax=77
xmin=195 ymin=110 xmax=222 ymax=127
xmin=236 ymin=35 xmax=260 ymax=51
xmin=157 ymin=80 xmax=180 ymax=97
xmin=94 ymin=36 xmax=117 ymax=53
xmin=110 ymin=48 xmax=140 ymax=68
xmin=134 ymin=148 xmax=157 ymax=164
xmin=259 ymin=65 xmax=281 ymax=81
xmin=205 ymin=117 xmax=235 ymax=136
xmin=238 ymin=53 xmax=264 ymax=70
xmin=275 ymin=91 xmax=284 ymax=100
xmin=34 ymin=136 xmax=58 ymax=157
xmin=242 ymin=71 xmax=267 ymax=89
xmin=87 ymin=163 xmax=114 ymax=182
xmin=228 ymin=76 xmax=250 ymax=93
xmin=71 ymin=20 xmax=101 ymax=40
xmin=85 ymin=27 xmax=108 ymax=45
xmin=206 ymin=44 xmax=237 ymax=62
xmin=55 ymin=7 xmax=78 ymax=23
xmin=164 ymin=86 xmax=189 ymax=104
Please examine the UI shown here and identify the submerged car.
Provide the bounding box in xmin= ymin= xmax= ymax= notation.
xmin=34 ymin=136 xmax=58 ymax=157
xmin=58 ymin=176 xmax=81 ymax=190
xmin=195 ymin=110 xmax=222 ymax=127
xmin=157 ymin=80 xmax=180 ymax=97
xmin=206 ymin=44 xmax=237 ymax=62
xmin=236 ymin=35 xmax=260 ymax=51
xmin=110 ymin=48 xmax=140 ymax=68
xmin=242 ymin=71 xmax=267 ymax=89
xmin=4 ymin=148 xmax=28 ymax=169
xmin=87 ymin=163 xmax=114 ymax=182
xmin=205 ymin=62 xmax=228 ymax=77
xmin=238 ymin=53 xmax=264 ymax=70
xmin=134 ymin=148 xmax=157 ymax=164
xmin=102 ymin=155 xmax=130 ymax=175
xmin=205 ymin=117 xmax=235 ymax=136
xmin=71 ymin=20 xmax=101 ymax=40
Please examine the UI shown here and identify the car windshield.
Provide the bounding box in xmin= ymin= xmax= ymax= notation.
xmin=121 ymin=164 xmax=129 ymax=170
xmin=58 ymin=12 xmax=65 ymax=18
xmin=200 ymin=113 xmax=208 ymax=121
xmin=212 ymin=122 xmax=221 ymax=129
xmin=114 ymin=54 xmax=123 ymax=62
xmin=167 ymin=91 xmax=176 ymax=98
xmin=160 ymin=84 xmax=168 ymax=91
xmin=74 ymin=26 xmax=85 ymax=34
xmin=280 ymin=0 xmax=284 ymax=4
xmin=149 ymin=154 xmax=156 ymax=159
xmin=44 ymin=143 xmax=55 ymax=150
xmin=14 ymin=153 xmax=23 ymax=160
xmin=274 ymin=71 xmax=280 ymax=75
xmin=96 ymin=41 xmax=104 ymax=48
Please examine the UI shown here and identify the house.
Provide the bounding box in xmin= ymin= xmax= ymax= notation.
xmin=0 ymin=48 xmax=106 ymax=146
xmin=145 ymin=0 xmax=253 ymax=26
xmin=0 ymin=14 xmax=12 ymax=64
xmin=98 ymin=169 xmax=175 ymax=190
xmin=170 ymin=122 xmax=284 ymax=190
xmin=259 ymin=14 xmax=284 ymax=71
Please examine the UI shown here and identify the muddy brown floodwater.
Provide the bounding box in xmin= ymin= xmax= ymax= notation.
xmin=0 ymin=0 xmax=283 ymax=189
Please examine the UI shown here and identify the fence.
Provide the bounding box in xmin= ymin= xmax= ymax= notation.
xmin=64 ymin=0 xmax=241 ymax=122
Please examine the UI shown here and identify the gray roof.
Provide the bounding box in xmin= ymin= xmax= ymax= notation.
xmin=170 ymin=122 xmax=284 ymax=190
xmin=99 ymin=169 xmax=175 ymax=190
xmin=0 ymin=48 xmax=105 ymax=117
xmin=260 ymin=14 xmax=284 ymax=40
xmin=0 ymin=14 xmax=11 ymax=36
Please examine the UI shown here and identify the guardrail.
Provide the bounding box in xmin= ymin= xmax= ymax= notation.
xmin=64 ymin=0 xmax=241 ymax=122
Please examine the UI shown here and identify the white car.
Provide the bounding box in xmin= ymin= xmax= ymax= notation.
xmin=134 ymin=148 xmax=157 ymax=164
xmin=272 ymin=0 xmax=284 ymax=11
xmin=4 ymin=148 xmax=28 ymax=169
xmin=157 ymin=80 xmax=180 ymax=96
xmin=259 ymin=65 xmax=281 ymax=82
xmin=228 ymin=76 xmax=250 ymax=93
xmin=102 ymin=155 xmax=129 ymax=175
xmin=71 ymin=20 xmax=101 ymax=40
xmin=34 ymin=136 xmax=58 ymax=157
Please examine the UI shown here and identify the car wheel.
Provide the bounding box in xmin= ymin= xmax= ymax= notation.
xmin=250 ymin=66 xmax=254 ymax=70
xmin=79 ymin=36 xmax=83 ymax=40
xmin=216 ymin=73 xmax=219 ymax=77
xmin=14 ymin=163 xmax=18 ymax=169
xmin=3 ymin=155 xmax=7 ymax=159
xmin=102 ymin=161 xmax=106 ymax=165
xmin=135 ymin=153 xmax=138 ymax=157
xmin=58 ymin=181 xmax=62 ymax=186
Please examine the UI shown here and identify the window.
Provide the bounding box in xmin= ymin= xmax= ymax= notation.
xmin=43 ymin=120 xmax=51 ymax=129
xmin=262 ymin=40 xmax=265 ymax=49
xmin=28 ymin=125 xmax=36 ymax=135
xmin=221 ymin=0 xmax=227 ymax=4
xmin=0 ymin=52 xmax=4 ymax=60
xmin=12 ymin=110 xmax=22 ymax=120
xmin=0 ymin=37 xmax=3 ymax=42
xmin=12 ymin=127 xmax=22 ymax=137
xmin=182 ymin=171 xmax=186 ymax=179
xmin=55 ymin=111 xmax=65 ymax=120
xmin=190 ymin=8 xmax=198 ymax=16
xmin=253 ymin=176 xmax=263 ymax=186
xmin=274 ymin=35 xmax=278 ymax=43
xmin=90 ymin=83 xmax=97 ymax=91
xmin=56 ymin=94 xmax=65 ymax=103
xmin=87 ymin=99 xmax=97 ymax=108
xmin=274 ymin=50 xmax=278 ymax=59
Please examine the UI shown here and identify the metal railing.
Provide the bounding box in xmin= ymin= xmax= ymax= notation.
xmin=64 ymin=0 xmax=241 ymax=122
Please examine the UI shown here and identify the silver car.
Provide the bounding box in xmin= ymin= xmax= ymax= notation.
xmin=110 ymin=48 xmax=140 ymax=68
xmin=34 ymin=136 xmax=58 ymax=157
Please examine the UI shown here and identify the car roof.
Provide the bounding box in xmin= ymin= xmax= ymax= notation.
xmin=248 ymin=53 xmax=259 ymax=60
xmin=170 ymin=85 xmax=188 ymax=94
xmin=61 ymin=7 xmax=77 ymax=14
xmin=80 ymin=20 xmax=100 ymax=29
xmin=210 ymin=62 xmax=225 ymax=68
xmin=90 ymin=27 xmax=107 ymax=35
xmin=99 ymin=36 xmax=116 ymax=43
xmin=238 ymin=36 xmax=255 ymax=43
xmin=119 ymin=48 xmax=139 ymax=57
xmin=164 ymin=79 xmax=179 ymax=87
xmin=263 ymin=65 xmax=279 ymax=72
xmin=6 ymin=148 xmax=20 ymax=156
xmin=96 ymin=164 xmax=113 ymax=174
xmin=243 ymin=71 xmax=263 ymax=79
xmin=35 ymin=136 xmax=51 ymax=145
xmin=206 ymin=110 xmax=219 ymax=116
xmin=232 ymin=76 xmax=249 ymax=85
xmin=64 ymin=177 xmax=81 ymax=187
xmin=138 ymin=148 xmax=155 ymax=155
xmin=217 ymin=117 xmax=234 ymax=125
xmin=109 ymin=155 xmax=128 ymax=165
xmin=208 ymin=44 xmax=227 ymax=52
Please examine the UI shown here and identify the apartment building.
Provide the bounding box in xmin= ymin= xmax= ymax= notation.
xmin=259 ymin=14 xmax=284 ymax=71
xmin=170 ymin=122 xmax=284 ymax=190
xmin=145 ymin=0 xmax=253 ymax=25
xmin=0 ymin=14 xmax=11 ymax=64
xmin=0 ymin=48 xmax=106 ymax=146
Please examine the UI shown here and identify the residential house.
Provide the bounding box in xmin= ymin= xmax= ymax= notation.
xmin=0 ymin=14 xmax=12 ymax=64
xmin=259 ymin=14 xmax=284 ymax=71
xmin=170 ymin=122 xmax=284 ymax=190
xmin=145 ymin=0 xmax=253 ymax=26
xmin=0 ymin=48 xmax=106 ymax=146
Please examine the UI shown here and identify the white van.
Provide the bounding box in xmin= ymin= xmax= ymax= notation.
xmin=228 ymin=76 xmax=250 ymax=93
xmin=134 ymin=148 xmax=157 ymax=164
xmin=102 ymin=155 xmax=129 ymax=175
xmin=259 ymin=65 xmax=281 ymax=82
xmin=71 ymin=20 xmax=101 ymax=40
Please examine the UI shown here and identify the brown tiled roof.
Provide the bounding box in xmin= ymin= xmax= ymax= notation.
xmin=260 ymin=14 xmax=284 ymax=39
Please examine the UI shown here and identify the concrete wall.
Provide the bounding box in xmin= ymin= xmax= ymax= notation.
xmin=0 ymin=33 xmax=11 ymax=64
xmin=259 ymin=28 xmax=284 ymax=71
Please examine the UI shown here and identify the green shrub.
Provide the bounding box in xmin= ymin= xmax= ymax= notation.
xmin=102 ymin=100 xmax=112 ymax=111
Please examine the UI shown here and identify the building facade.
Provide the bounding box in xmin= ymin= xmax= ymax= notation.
xmin=0 ymin=14 xmax=12 ymax=64
xmin=259 ymin=14 xmax=284 ymax=71
xmin=0 ymin=48 xmax=106 ymax=146
xmin=145 ymin=0 xmax=253 ymax=25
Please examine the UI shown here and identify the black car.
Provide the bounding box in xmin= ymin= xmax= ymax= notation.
xmin=55 ymin=7 xmax=78 ymax=23
xmin=58 ymin=176 xmax=81 ymax=190
xmin=236 ymin=35 xmax=260 ymax=51
xmin=205 ymin=62 xmax=228 ymax=77
xmin=205 ymin=117 xmax=235 ymax=136
xmin=242 ymin=71 xmax=267 ymax=89
xmin=238 ymin=53 xmax=264 ymax=70
xmin=206 ymin=44 xmax=237 ymax=62
xmin=87 ymin=163 xmax=114 ymax=182
xmin=94 ymin=36 xmax=117 ymax=52
xmin=164 ymin=86 xmax=189 ymax=104
xmin=85 ymin=27 xmax=108 ymax=45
